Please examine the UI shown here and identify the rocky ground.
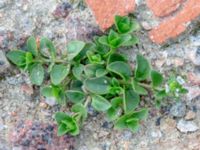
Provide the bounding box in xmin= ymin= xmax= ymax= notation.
xmin=0 ymin=0 xmax=200 ymax=150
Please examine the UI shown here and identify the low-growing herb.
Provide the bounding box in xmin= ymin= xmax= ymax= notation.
xmin=6 ymin=15 xmax=187 ymax=136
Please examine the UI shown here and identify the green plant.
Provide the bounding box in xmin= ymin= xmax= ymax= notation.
xmin=6 ymin=15 xmax=187 ymax=136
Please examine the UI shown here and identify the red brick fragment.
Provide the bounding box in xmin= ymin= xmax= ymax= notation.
xmin=149 ymin=0 xmax=200 ymax=44
xmin=147 ymin=0 xmax=183 ymax=17
xmin=86 ymin=0 xmax=135 ymax=30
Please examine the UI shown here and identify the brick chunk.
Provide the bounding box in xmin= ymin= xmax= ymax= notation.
xmin=86 ymin=0 xmax=135 ymax=30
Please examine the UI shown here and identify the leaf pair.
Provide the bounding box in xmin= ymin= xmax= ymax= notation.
xmin=99 ymin=30 xmax=132 ymax=48
xmin=115 ymin=16 xmax=140 ymax=34
xmin=115 ymin=108 xmax=148 ymax=132
xmin=135 ymin=54 xmax=163 ymax=87
xmin=106 ymin=97 xmax=123 ymax=121
xmin=41 ymin=85 xmax=66 ymax=104
xmin=55 ymin=112 xmax=79 ymax=136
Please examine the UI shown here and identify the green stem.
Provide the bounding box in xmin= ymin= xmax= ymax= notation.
xmin=138 ymin=82 xmax=161 ymax=92
xmin=104 ymin=48 xmax=116 ymax=58
xmin=122 ymin=88 xmax=127 ymax=114
xmin=138 ymin=83 xmax=152 ymax=89
xmin=84 ymin=96 xmax=91 ymax=108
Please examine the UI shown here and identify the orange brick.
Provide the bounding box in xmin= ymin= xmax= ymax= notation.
xmin=147 ymin=0 xmax=183 ymax=17
xmin=86 ymin=0 xmax=135 ymax=30
xmin=149 ymin=0 xmax=200 ymax=44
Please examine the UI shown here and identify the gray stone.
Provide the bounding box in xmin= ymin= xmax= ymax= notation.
xmin=177 ymin=119 xmax=199 ymax=133
xmin=0 ymin=1 xmax=6 ymax=9
xmin=189 ymin=47 xmax=200 ymax=66
xmin=170 ymin=102 xmax=186 ymax=117
xmin=0 ymin=50 xmax=10 ymax=73
xmin=44 ymin=97 xmax=57 ymax=106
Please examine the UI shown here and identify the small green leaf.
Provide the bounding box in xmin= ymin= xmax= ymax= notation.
xmin=67 ymin=41 xmax=85 ymax=60
xmin=126 ymin=118 xmax=140 ymax=132
xmin=69 ymin=119 xmax=80 ymax=136
xmin=111 ymin=97 xmax=123 ymax=108
xmin=57 ymin=124 xmax=68 ymax=136
xmin=66 ymin=90 xmax=85 ymax=103
xmin=55 ymin=112 xmax=79 ymax=136
xmin=40 ymin=37 xmax=56 ymax=59
xmin=30 ymin=63 xmax=44 ymax=85
xmin=115 ymin=16 xmax=140 ymax=34
xmin=95 ymin=68 xmax=107 ymax=77
xmin=99 ymin=30 xmax=131 ymax=48
xmin=155 ymin=90 xmax=167 ymax=99
xmin=50 ymin=64 xmax=70 ymax=85
xmin=106 ymin=107 xmax=121 ymax=121
xmin=25 ymin=52 xmax=33 ymax=70
xmin=70 ymin=80 xmax=83 ymax=91
xmin=132 ymin=80 xmax=148 ymax=95
xmin=55 ymin=112 xmax=70 ymax=124
xmin=6 ymin=50 xmax=26 ymax=67
xmin=71 ymin=103 xmax=87 ymax=122
xmin=122 ymin=35 xmax=139 ymax=46
xmin=108 ymin=53 xmax=127 ymax=64
xmin=135 ymin=54 xmax=151 ymax=81
xmin=91 ymin=95 xmax=111 ymax=111
xmin=27 ymin=36 xmax=38 ymax=56
xmin=41 ymin=85 xmax=66 ymax=104
xmin=72 ymin=64 xmax=84 ymax=80
xmin=74 ymin=43 xmax=94 ymax=61
xmin=98 ymin=36 xmax=110 ymax=47
xmin=84 ymin=64 xmax=104 ymax=78
xmin=151 ymin=70 xmax=163 ymax=87
xmin=84 ymin=77 xmax=110 ymax=95
xmin=107 ymin=61 xmax=132 ymax=80
xmin=87 ymin=51 xmax=103 ymax=64
xmin=130 ymin=108 xmax=149 ymax=120
xmin=114 ymin=115 xmax=128 ymax=130
xmin=41 ymin=86 xmax=54 ymax=98
xmin=124 ymin=88 xmax=140 ymax=113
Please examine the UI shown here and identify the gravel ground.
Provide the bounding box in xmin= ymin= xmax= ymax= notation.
xmin=0 ymin=0 xmax=200 ymax=150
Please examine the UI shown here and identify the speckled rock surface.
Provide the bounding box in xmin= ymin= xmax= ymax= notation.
xmin=0 ymin=1 xmax=200 ymax=150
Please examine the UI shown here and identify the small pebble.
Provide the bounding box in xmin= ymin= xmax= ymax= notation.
xmin=185 ymin=111 xmax=196 ymax=120
xmin=177 ymin=119 xmax=199 ymax=133
xmin=170 ymin=102 xmax=186 ymax=117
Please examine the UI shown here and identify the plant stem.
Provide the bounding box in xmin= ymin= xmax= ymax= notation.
xmin=138 ymin=82 xmax=161 ymax=92
xmin=138 ymin=83 xmax=152 ymax=89
xmin=84 ymin=96 xmax=91 ymax=108
xmin=104 ymin=48 xmax=116 ymax=58
xmin=122 ymin=88 xmax=127 ymax=114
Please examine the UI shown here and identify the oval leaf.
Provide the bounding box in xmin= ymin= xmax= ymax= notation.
xmin=6 ymin=50 xmax=26 ymax=67
xmin=67 ymin=41 xmax=85 ymax=60
xmin=72 ymin=64 xmax=84 ymax=80
xmin=30 ymin=63 xmax=44 ymax=85
xmin=40 ymin=37 xmax=56 ymax=59
xmin=66 ymin=90 xmax=85 ymax=103
xmin=27 ymin=36 xmax=38 ymax=56
xmin=106 ymin=107 xmax=121 ymax=121
xmin=135 ymin=54 xmax=151 ymax=81
xmin=126 ymin=118 xmax=140 ymax=132
xmin=84 ymin=77 xmax=110 ymax=95
xmin=151 ymin=70 xmax=163 ymax=87
xmin=130 ymin=108 xmax=149 ymax=120
xmin=124 ymin=88 xmax=140 ymax=113
xmin=91 ymin=95 xmax=111 ymax=111
xmin=107 ymin=61 xmax=131 ymax=80
xmin=50 ymin=64 xmax=70 ymax=85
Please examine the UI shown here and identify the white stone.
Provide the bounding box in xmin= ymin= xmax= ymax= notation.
xmin=177 ymin=119 xmax=199 ymax=133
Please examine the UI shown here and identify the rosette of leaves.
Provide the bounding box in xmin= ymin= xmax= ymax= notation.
xmin=6 ymin=15 xmax=187 ymax=136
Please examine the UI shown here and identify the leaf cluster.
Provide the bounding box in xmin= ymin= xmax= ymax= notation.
xmin=6 ymin=15 xmax=187 ymax=136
